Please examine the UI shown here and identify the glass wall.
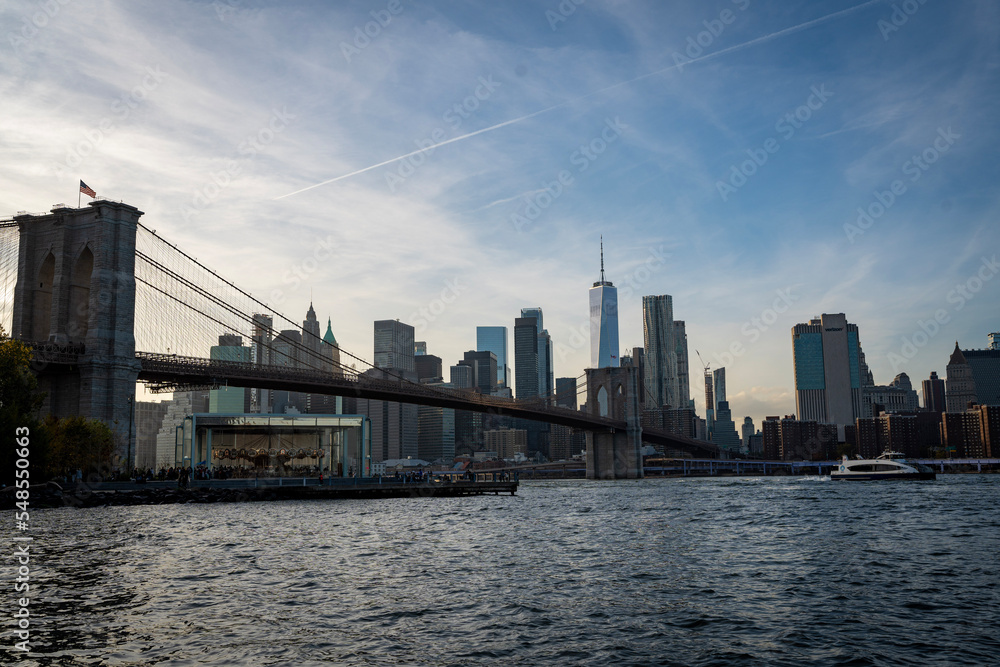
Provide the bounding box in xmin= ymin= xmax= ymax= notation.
xmin=183 ymin=414 xmax=369 ymax=477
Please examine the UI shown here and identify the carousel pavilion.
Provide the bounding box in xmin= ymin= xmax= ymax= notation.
xmin=173 ymin=413 xmax=372 ymax=477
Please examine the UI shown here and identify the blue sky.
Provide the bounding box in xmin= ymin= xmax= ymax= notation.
xmin=2 ymin=0 xmax=998 ymax=428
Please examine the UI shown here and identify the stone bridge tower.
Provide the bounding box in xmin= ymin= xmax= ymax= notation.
xmin=585 ymin=365 xmax=644 ymax=479
xmin=11 ymin=201 xmax=142 ymax=433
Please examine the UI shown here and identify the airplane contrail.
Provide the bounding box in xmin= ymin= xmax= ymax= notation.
xmin=274 ymin=0 xmax=883 ymax=201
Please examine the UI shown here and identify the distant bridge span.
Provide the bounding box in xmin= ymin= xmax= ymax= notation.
xmin=134 ymin=351 xmax=719 ymax=457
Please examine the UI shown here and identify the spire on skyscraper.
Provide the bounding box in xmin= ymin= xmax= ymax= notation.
xmin=323 ymin=317 xmax=338 ymax=346
xmin=600 ymin=235 xmax=605 ymax=283
xmin=590 ymin=238 xmax=619 ymax=368
xmin=594 ymin=236 xmax=612 ymax=287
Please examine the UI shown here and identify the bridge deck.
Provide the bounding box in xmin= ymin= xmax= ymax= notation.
xmin=132 ymin=351 xmax=719 ymax=456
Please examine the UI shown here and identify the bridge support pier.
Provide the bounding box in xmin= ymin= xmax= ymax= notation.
xmin=12 ymin=202 xmax=142 ymax=451
xmin=584 ymin=366 xmax=643 ymax=480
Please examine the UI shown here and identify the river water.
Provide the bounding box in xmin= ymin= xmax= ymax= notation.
xmin=9 ymin=475 xmax=1000 ymax=666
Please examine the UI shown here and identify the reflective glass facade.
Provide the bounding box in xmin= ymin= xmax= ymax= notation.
xmin=476 ymin=326 xmax=509 ymax=388
xmin=793 ymin=332 xmax=825 ymax=390
xmin=183 ymin=414 xmax=371 ymax=477
xmin=590 ymin=283 xmax=619 ymax=368
xmin=848 ymin=330 xmax=861 ymax=389
xmin=374 ymin=320 xmax=415 ymax=371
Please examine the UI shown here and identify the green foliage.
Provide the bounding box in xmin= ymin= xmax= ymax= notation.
xmin=1 ymin=326 xmax=113 ymax=483
xmin=1 ymin=325 xmax=46 ymax=485
xmin=0 ymin=325 xmax=44 ymax=424
xmin=39 ymin=414 xmax=115 ymax=480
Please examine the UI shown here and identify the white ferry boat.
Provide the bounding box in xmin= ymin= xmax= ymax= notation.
xmin=831 ymin=451 xmax=936 ymax=481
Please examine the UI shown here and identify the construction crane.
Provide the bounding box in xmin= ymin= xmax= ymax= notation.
xmin=695 ymin=350 xmax=710 ymax=376
xmin=696 ymin=350 xmax=714 ymax=419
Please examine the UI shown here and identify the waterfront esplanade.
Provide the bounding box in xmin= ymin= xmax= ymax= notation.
xmin=176 ymin=414 xmax=371 ymax=477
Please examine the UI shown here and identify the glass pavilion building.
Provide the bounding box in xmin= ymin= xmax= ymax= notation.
xmin=174 ymin=413 xmax=372 ymax=478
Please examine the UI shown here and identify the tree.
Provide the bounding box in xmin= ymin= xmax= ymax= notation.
xmin=40 ymin=415 xmax=115 ymax=481
xmin=0 ymin=326 xmax=46 ymax=485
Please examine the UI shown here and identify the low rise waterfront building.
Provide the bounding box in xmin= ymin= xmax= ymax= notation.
xmin=177 ymin=413 xmax=371 ymax=477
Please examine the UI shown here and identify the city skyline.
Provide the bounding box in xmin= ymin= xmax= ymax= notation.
xmin=2 ymin=1 xmax=998 ymax=430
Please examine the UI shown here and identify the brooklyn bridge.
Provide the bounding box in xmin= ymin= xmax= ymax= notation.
xmin=0 ymin=200 xmax=719 ymax=478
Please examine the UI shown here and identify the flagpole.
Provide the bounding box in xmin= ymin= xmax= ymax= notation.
xmin=78 ymin=188 xmax=81 ymax=208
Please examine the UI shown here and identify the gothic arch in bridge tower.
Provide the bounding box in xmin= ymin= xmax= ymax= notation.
xmin=68 ymin=245 xmax=94 ymax=341
xmin=584 ymin=366 xmax=643 ymax=480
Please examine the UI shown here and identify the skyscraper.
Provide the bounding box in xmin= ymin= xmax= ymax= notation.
xmin=514 ymin=316 xmax=539 ymax=399
xmin=357 ymin=367 xmax=418 ymax=462
xmin=450 ymin=364 xmax=474 ymax=388
xmin=374 ymin=320 xmax=415 ymax=372
xmin=674 ymin=320 xmax=691 ymax=409
xmin=791 ymin=313 xmax=865 ymax=435
xmin=251 ymin=313 xmax=273 ymax=413
xmin=459 ymin=350 xmax=498 ymax=395
xmin=414 ymin=354 xmax=443 ymax=382
xmin=945 ymin=339 xmax=1000 ymax=408
xmin=703 ymin=367 xmax=714 ymax=436
xmin=922 ymin=371 xmax=946 ymax=413
xmin=589 ymin=239 xmax=619 ymax=368
xmin=629 ymin=347 xmax=646 ymax=407
xmin=323 ymin=318 xmax=342 ymax=377
xmin=272 ymin=329 xmax=308 ymax=413
xmin=520 ymin=308 xmax=553 ymax=402
xmin=477 ymin=326 xmax=509 ymax=389
xmin=302 ymin=303 xmax=322 ymax=368
xmin=741 ymin=416 xmax=755 ymax=452
xmin=539 ymin=330 xmax=553 ymax=403
xmin=555 ymin=377 xmax=578 ymax=410
xmin=515 ymin=311 xmax=550 ymax=457
xmin=713 ymin=367 xmax=727 ymax=415
xmin=642 ymin=295 xmax=676 ymax=409
xmin=209 ymin=334 xmax=250 ymax=413
xmin=417 ymin=387 xmax=455 ymax=463
xmin=302 ymin=304 xmax=342 ymax=413
xmin=712 ymin=400 xmax=740 ymax=453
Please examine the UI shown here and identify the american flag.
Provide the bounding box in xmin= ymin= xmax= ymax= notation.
xmin=79 ymin=180 xmax=96 ymax=198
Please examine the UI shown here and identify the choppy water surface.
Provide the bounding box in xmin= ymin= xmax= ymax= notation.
xmin=9 ymin=475 xmax=1000 ymax=666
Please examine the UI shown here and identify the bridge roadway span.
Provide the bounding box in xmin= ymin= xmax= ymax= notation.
xmin=136 ymin=352 xmax=719 ymax=457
